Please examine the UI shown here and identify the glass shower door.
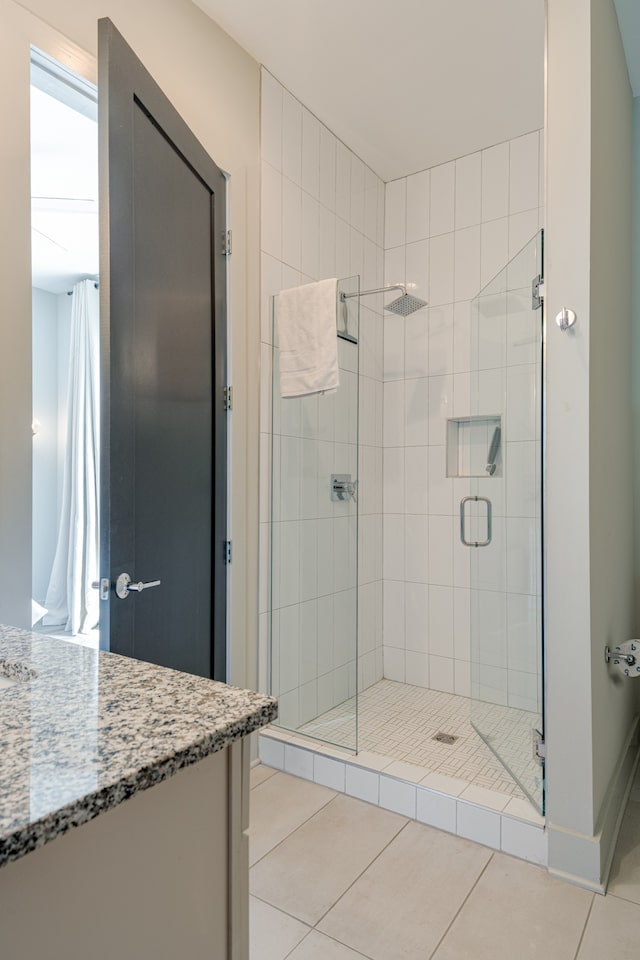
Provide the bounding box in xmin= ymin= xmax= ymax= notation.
xmin=467 ymin=232 xmax=544 ymax=813
xmin=269 ymin=277 xmax=360 ymax=752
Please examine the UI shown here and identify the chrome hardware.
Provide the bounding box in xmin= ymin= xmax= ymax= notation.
xmin=331 ymin=474 xmax=356 ymax=502
xmin=555 ymin=308 xmax=577 ymax=331
xmin=605 ymin=642 xmax=640 ymax=677
xmin=532 ymin=275 xmax=545 ymax=310
xmin=460 ymin=496 xmax=492 ymax=547
xmin=533 ymin=729 xmax=546 ymax=764
xmin=224 ymin=385 xmax=233 ymax=410
xmin=605 ymin=649 xmax=636 ymax=667
xmin=91 ymin=578 xmax=110 ymax=601
xmin=115 ymin=572 xmax=161 ymax=600
xmin=223 ymin=229 xmax=232 ymax=256
xmin=341 ymin=283 xmax=405 ymax=302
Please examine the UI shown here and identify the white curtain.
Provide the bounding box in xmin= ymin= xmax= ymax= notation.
xmin=44 ymin=279 xmax=100 ymax=634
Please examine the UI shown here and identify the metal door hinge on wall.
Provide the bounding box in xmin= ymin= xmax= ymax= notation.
xmin=224 ymin=541 xmax=232 ymax=565
xmin=223 ymin=229 xmax=232 ymax=256
xmin=533 ymin=729 xmax=546 ymax=764
xmin=532 ymin=274 xmax=545 ymax=310
xmin=224 ymin=385 xmax=233 ymax=410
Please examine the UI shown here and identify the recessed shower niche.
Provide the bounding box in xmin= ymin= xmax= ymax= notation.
xmin=446 ymin=415 xmax=502 ymax=478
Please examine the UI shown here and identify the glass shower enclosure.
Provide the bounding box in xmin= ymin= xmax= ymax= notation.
xmin=467 ymin=231 xmax=545 ymax=813
xmin=269 ymin=277 xmax=360 ymax=752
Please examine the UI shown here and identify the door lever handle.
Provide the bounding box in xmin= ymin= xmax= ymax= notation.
xmin=115 ymin=572 xmax=161 ymax=600
xmin=127 ymin=579 xmax=161 ymax=592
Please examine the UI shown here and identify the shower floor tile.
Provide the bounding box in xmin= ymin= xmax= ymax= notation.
xmin=299 ymin=680 xmax=537 ymax=800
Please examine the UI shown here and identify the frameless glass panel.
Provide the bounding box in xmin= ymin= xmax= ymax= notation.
xmin=468 ymin=232 xmax=544 ymax=813
xmin=270 ymin=276 xmax=359 ymax=751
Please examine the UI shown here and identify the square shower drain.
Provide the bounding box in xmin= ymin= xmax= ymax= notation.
xmin=432 ymin=732 xmax=458 ymax=745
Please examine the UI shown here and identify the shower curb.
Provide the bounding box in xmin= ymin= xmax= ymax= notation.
xmin=258 ymin=727 xmax=547 ymax=867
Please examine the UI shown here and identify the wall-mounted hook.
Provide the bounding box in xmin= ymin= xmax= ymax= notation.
xmin=556 ymin=308 xmax=577 ymax=332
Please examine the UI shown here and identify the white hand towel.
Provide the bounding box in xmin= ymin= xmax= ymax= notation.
xmin=277 ymin=278 xmax=340 ymax=398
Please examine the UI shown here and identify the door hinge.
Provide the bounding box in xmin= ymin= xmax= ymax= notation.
xmin=224 ymin=541 xmax=232 ymax=565
xmin=533 ymin=729 xmax=546 ymax=764
xmin=224 ymin=385 xmax=233 ymax=411
xmin=532 ymin=274 xmax=545 ymax=310
xmin=223 ymin=229 xmax=232 ymax=256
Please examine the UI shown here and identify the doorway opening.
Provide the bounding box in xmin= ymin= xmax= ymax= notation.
xmin=30 ymin=48 xmax=100 ymax=650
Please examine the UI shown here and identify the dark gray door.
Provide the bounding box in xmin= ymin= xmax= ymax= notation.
xmin=98 ymin=19 xmax=227 ymax=680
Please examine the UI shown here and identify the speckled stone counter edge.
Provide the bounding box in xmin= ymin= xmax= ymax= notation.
xmin=0 ymin=707 xmax=275 ymax=869
xmin=0 ymin=625 xmax=277 ymax=869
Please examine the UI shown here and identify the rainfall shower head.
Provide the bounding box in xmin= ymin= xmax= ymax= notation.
xmin=385 ymin=291 xmax=428 ymax=316
xmin=340 ymin=283 xmax=428 ymax=317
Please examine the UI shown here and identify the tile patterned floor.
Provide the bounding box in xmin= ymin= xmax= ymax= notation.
xmin=299 ymin=679 xmax=535 ymax=799
xmin=249 ymin=766 xmax=640 ymax=960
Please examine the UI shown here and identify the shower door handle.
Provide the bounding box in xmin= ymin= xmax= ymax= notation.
xmin=460 ymin=496 xmax=492 ymax=548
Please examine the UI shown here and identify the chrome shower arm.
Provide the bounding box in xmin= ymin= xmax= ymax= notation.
xmin=340 ymin=284 xmax=406 ymax=302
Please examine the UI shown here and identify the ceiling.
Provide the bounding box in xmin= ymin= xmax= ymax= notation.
xmin=193 ymin=0 xmax=545 ymax=181
xmin=614 ymin=0 xmax=640 ymax=95
xmin=30 ymin=86 xmax=99 ymax=294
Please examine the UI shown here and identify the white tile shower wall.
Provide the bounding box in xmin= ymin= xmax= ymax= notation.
xmin=382 ymin=130 xmax=544 ymax=700
xmin=259 ymin=68 xmax=386 ymax=726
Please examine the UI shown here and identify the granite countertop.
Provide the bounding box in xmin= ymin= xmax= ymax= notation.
xmin=0 ymin=625 xmax=277 ymax=868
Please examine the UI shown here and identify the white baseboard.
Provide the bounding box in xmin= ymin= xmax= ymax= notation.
xmin=547 ymin=713 xmax=640 ymax=892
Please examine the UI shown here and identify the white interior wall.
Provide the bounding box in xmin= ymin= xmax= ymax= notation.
xmin=545 ymin=0 xmax=638 ymax=889
xmin=381 ymin=135 xmax=544 ymax=697
xmin=0 ymin=0 xmax=260 ymax=688
xmin=588 ymin=0 xmax=636 ymax=840
xmin=258 ymin=69 xmax=386 ymax=720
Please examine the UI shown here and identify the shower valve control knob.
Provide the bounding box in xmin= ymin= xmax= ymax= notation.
xmin=115 ymin=572 xmax=161 ymax=600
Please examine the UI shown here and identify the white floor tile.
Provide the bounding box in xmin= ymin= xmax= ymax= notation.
xmin=431 ymin=853 xmax=592 ymax=960
xmin=607 ymin=800 xmax=640 ymax=904
xmin=250 ymin=772 xmax=336 ymax=866
xmin=250 ymin=896 xmax=310 ymax=960
xmin=319 ymin=821 xmax=491 ymax=960
xmin=459 ymin=784 xmax=510 ymax=811
xmin=251 ymin=795 xmax=406 ymax=925
xmin=384 ymin=759 xmax=431 ymax=783
xmin=287 ymin=930 xmax=370 ymax=960
xmin=577 ymin=894 xmax=640 ymax=960
xmin=251 ymin=763 xmax=279 ymax=789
